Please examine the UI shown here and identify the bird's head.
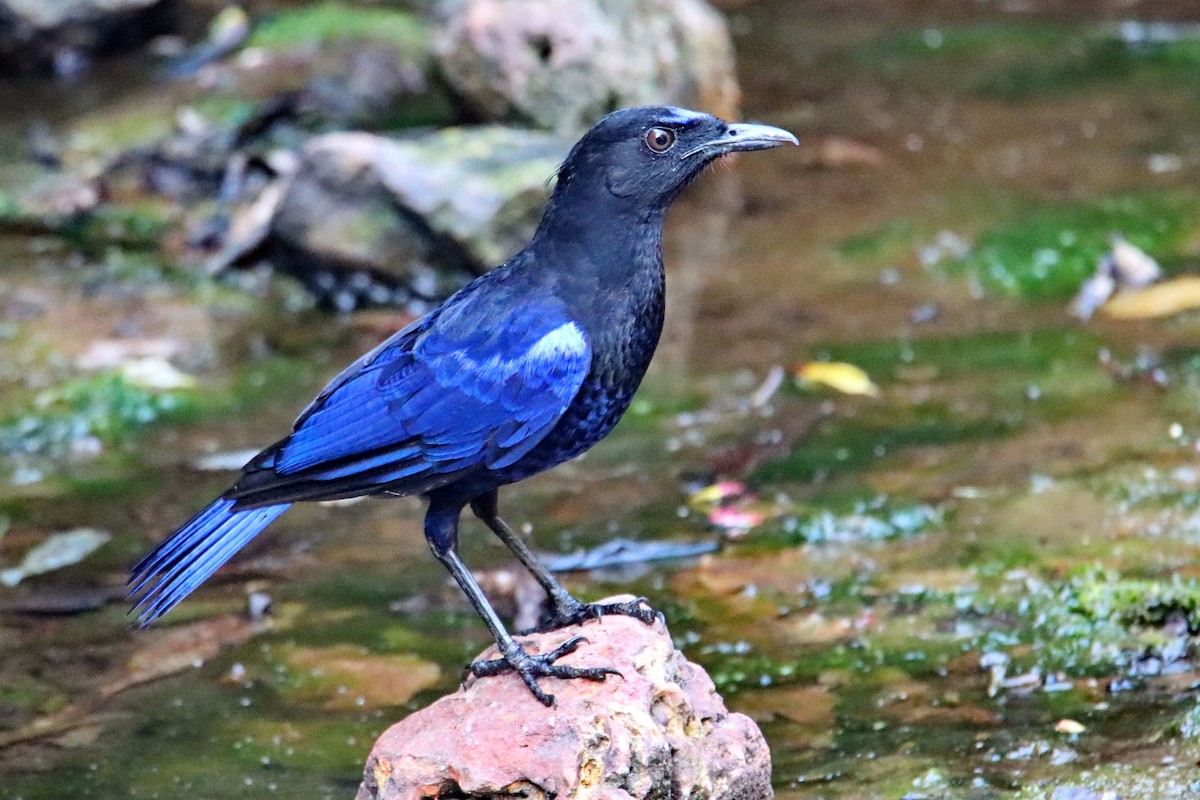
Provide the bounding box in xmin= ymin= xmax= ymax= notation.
xmin=551 ymin=106 xmax=798 ymax=214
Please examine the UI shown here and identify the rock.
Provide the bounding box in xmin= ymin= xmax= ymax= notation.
xmin=1050 ymin=788 xmax=1104 ymax=800
xmin=0 ymin=168 xmax=100 ymax=229
xmin=216 ymin=126 xmax=571 ymax=310
xmin=356 ymin=605 xmax=772 ymax=800
xmin=239 ymin=4 xmax=449 ymax=132
xmin=435 ymin=0 xmax=740 ymax=134
xmin=0 ymin=0 xmax=177 ymax=76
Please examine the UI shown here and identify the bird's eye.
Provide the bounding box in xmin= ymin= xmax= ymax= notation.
xmin=645 ymin=127 xmax=675 ymax=153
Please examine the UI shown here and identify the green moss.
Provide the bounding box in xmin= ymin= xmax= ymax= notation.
xmin=976 ymin=33 xmax=1200 ymax=99
xmin=754 ymin=404 xmax=1015 ymax=484
xmin=69 ymin=204 xmax=174 ymax=251
xmin=0 ymin=197 xmax=173 ymax=251
xmin=837 ymin=218 xmax=919 ymax=262
xmin=1069 ymin=568 xmax=1200 ymax=630
xmin=867 ymin=24 xmax=1200 ymax=100
xmin=822 ymin=329 xmax=1102 ymax=380
xmin=0 ymin=189 xmax=20 ymax=219
xmin=69 ymin=102 xmax=178 ymax=158
xmin=189 ymin=95 xmax=261 ymax=130
xmin=1173 ymin=701 xmax=1200 ymax=739
xmin=0 ymin=674 xmax=69 ymax=718
xmin=0 ymin=371 xmax=197 ymax=462
xmin=248 ymin=3 xmax=429 ymax=54
xmin=749 ymin=499 xmax=943 ymax=551
xmin=955 ymin=567 xmax=1200 ymax=677
xmin=944 ymin=194 xmax=1196 ymax=299
xmin=873 ymin=23 xmax=1073 ymax=61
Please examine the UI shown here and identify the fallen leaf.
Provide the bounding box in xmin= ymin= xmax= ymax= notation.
xmin=1108 ymin=236 xmax=1161 ymax=287
xmin=732 ymin=684 xmax=836 ymax=727
xmin=1055 ymin=718 xmax=1085 ymax=735
xmin=794 ymin=362 xmax=880 ymax=397
xmin=75 ymin=338 xmax=183 ymax=371
xmin=0 ymin=528 xmax=111 ymax=587
xmin=781 ymin=612 xmax=860 ymax=645
xmin=688 ymin=481 xmax=749 ymax=509
xmin=118 ymin=357 xmax=197 ymax=390
xmin=1072 ymin=270 xmax=1116 ymax=321
xmin=1102 ymin=276 xmax=1200 ymax=319
xmin=284 ymin=645 xmax=441 ymax=709
xmin=707 ymin=507 xmax=766 ymax=537
xmin=877 ymin=679 xmax=1003 ymax=728
xmin=807 ymin=137 xmax=885 ymax=170
xmin=104 ymin=615 xmax=260 ymax=696
xmin=0 ymin=617 xmax=256 ymax=752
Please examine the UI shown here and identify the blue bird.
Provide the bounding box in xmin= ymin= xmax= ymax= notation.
xmin=130 ymin=106 xmax=797 ymax=705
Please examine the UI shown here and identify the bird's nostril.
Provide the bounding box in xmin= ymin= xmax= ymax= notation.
xmin=727 ymin=129 xmax=737 ymax=136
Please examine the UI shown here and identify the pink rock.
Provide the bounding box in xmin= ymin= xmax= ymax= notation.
xmin=435 ymin=0 xmax=741 ymax=135
xmin=356 ymin=602 xmax=772 ymax=799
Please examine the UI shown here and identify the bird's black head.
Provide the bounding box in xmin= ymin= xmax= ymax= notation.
xmin=550 ymin=106 xmax=798 ymax=214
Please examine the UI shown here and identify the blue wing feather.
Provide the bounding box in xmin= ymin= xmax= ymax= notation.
xmin=248 ymin=283 xmax=591 ymax=499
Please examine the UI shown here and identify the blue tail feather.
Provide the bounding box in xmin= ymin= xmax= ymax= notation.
xmin=129 ymin=498 xmax=290 ymax=626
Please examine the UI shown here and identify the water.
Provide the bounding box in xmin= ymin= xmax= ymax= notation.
xmin=5 ymin=2 xmax=1200 ymax=798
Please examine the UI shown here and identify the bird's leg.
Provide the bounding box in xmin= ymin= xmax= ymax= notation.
xmin=470 ymin=490 xmax=662 ymax=632
xmin=426 ymin=499 xmax=619 ymax=707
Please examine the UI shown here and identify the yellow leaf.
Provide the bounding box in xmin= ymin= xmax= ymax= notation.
xmin=687 ymin=481 xmax=747 ymax=509
xmin=794 ymin=362 xmax=880 ymax=397
xmin=1102 ymin=276 xmax=1200 ymax=320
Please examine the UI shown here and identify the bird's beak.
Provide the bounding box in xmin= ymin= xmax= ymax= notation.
xmin=684 ymin=122 xmax=799 ymax=159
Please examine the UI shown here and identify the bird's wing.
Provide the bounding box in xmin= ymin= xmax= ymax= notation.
xmin=230 ymin=284 xmax=591 ymax=502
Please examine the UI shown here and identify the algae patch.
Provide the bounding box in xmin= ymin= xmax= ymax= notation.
xmin=248 ymin=3 xmax=429 ymax=55
xmin=944 ymin=194 xmax=1196 ymax=300
xmin=958 ymin=567 xmax=1200 ymax=678
xmin=0 ymin=371 xmax=197 ymax=479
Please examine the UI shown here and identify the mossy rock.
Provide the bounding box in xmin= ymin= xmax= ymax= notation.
xmin=247 ymin=2 xmax=430 ymax=55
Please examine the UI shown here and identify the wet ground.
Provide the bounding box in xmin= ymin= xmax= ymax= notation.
xmin=5 ymin=1 xmax=1200 ymax=798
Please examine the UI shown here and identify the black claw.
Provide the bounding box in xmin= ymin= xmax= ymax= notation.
xmin=467 ymin=635 xmax=622 ymax=705
xmin=540 ymin=596 xmax=663 ymax=631
xmin=546 ymin=635 xmax=588 ymax=659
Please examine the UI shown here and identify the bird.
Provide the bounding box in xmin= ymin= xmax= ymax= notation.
xmin=129 ymin=106 xmax=797 ymax=705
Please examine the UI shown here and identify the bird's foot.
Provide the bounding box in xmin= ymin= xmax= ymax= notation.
xmin=539 ymin=595 xmax=664 ymax=632
xmin=469 ymin=635 xmax=620 ymax=707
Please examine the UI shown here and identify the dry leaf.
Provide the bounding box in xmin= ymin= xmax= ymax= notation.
xmin=0 ymin=616 xmax=262 ymax=751
xmin=1055 ymin=718 xmax=1085 ymax=735
xmin=794 ymin=362 xmax=880 ymax=397
xmin=1102 ymin=277 xmax=1200 ymax=319
xmin=118 ymin=357 xmax=197 ymax=390
xmin=732 ymin=685 xmax=836 ymax=727
xmin=781 ymin=612 xmax=860 ymax=645
xmin=104 ymin=615 xmax=260 ymax=696
xmin=0 ymin=528 xmax=111 ymax=587
xmin=284 ymin=645 xmax=441 ymax=709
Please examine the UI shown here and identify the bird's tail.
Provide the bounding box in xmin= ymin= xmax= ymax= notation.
xmin=128 ymin=498 xmax=290 ymax=626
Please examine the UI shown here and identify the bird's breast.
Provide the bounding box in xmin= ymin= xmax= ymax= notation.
xmin=495 ymin=265 xmax=666 ymax=481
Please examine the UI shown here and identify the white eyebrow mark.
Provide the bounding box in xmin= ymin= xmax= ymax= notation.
xmin=659 ymin=107 xmax=708 ymax=126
